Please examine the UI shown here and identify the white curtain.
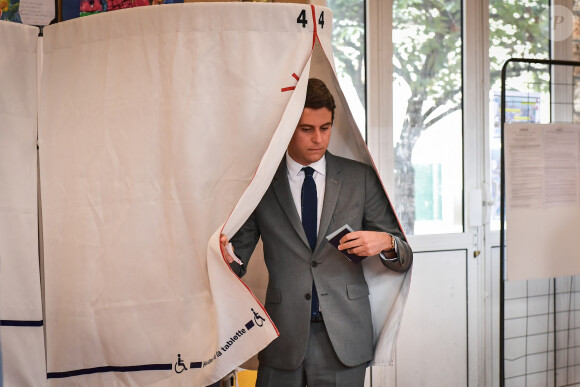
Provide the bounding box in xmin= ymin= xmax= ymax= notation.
xmin=0 ymin=20 xmax=46 ymax=387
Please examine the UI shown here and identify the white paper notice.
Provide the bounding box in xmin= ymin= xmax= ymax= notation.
xmin=19 ymin=0 xmax=54 ymax=26
xmin=505 ymin=123 xmax=580 ymax=281
xmin=505 ymin=123 xmax=580 ymax=210
xmin=505 ymin=124 xmax=543 ymax=209
xmin=543 ymin=127 xmax=578 ymax=207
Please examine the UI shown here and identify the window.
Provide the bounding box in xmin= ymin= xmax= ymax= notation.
xmin=488 ymin=0 xmax=549 ymax=230
xmin=327 ymin=0 xmax=366 ymax=134
xmin=392 ymin=0 xmax=463 ymax=235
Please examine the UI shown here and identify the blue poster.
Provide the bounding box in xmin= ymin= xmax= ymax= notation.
xmin=0 ymin=0 xmax=22 ymax=22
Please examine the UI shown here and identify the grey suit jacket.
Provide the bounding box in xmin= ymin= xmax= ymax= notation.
xmin=230 ymin=152 xmax=412 ymax=370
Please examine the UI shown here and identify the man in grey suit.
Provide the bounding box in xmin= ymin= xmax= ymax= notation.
xmin=220 ymin=78 xmax=412 ymax=386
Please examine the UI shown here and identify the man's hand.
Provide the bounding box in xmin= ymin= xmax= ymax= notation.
xmin=220 ymin=234 xmax=235 ymax=264
xmin=338 ymin=231 xmax=393 ymax=257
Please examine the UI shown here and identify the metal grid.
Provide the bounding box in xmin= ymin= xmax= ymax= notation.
xmin=500 ymin=58 xmax=580 ymax=387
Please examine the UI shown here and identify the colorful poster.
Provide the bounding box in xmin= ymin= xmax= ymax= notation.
xmin=0 ymin=0 xmax=22 ymax=22
xmin=62 ymin=0 xmax=182 ymax=21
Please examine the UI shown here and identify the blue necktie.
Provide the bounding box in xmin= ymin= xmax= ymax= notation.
xmin=301 ymin=167 xmax=320 ymax=318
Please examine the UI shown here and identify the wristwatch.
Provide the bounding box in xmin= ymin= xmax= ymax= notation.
xmin=379 ymin=235 xmax=398 ymax=262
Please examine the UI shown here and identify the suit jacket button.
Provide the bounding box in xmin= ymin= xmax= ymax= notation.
xmin=305 ymin=294 xmax=311 ymax=300
xmin=311 ymin=261 xmax=319 ymax=267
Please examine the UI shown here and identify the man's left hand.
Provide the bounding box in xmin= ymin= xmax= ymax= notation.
xmin=338 ymin=231 xmax=392 ymax=257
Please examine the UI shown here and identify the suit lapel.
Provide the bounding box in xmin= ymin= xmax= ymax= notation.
xmin=272 ymin=158 xmax=312 ymax=250
xmin=315 ymin=152 xmax=342 ymax=253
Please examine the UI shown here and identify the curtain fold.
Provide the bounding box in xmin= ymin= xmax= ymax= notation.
xmin=0 ymin=20 xmax=46 ymax=387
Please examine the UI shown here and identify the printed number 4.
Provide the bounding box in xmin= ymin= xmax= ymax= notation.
xmin=296 ymin=10 xmax=325 ymax=29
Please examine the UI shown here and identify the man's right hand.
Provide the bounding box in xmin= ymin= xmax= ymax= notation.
xmin=219 ymin=234 xmax=235 ymax=264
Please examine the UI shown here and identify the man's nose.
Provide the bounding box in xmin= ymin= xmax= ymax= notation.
xmin=312 ymin=129 xmax=322 ymax=143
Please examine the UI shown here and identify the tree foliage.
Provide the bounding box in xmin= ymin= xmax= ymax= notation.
xmin=391 ymin=0 xmax=462 ymax=233
xmin=489 ymin=0 xmax=549 ymax=90
xmin=327 ymin=0 xmax=366 ymax=106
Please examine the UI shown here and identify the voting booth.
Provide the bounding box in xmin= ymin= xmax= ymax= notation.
xmin=0 ymin=3 xmax=411 ymax=385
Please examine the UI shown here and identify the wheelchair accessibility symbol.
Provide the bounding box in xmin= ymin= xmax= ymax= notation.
xmin=175 ymin=354 xmax=187 ymax=374
xmin=252 ymin=308 xmax=266 ymax=327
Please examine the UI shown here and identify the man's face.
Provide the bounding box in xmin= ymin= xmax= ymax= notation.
xmin=287 ymin=107 xmax=332 ymax=166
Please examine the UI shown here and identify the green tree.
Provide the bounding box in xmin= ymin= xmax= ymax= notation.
xmin=489 ymin=0 xmax=549 ymax=91
xmin=392 ymin=0 xmax=462 ymax=234
xmin=327 ymin=0 xmax=366 ymax=107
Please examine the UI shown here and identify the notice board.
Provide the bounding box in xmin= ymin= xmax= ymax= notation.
xmin=505 ymin=122 xmax=580 ymax=281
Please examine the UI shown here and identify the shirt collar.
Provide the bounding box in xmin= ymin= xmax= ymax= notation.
xmin=286 ymin=152 xmax=326 ymax=178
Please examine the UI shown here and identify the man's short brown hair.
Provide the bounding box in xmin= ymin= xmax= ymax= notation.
xmin=305 ymin=78 xmax=336 ymax=122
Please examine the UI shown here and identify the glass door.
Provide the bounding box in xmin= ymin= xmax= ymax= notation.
xmin=486 ymin=2 xmax=550 ymax=386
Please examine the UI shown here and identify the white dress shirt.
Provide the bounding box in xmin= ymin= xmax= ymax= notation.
xmin=285 ymin=152 xmax=326 ymax=233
